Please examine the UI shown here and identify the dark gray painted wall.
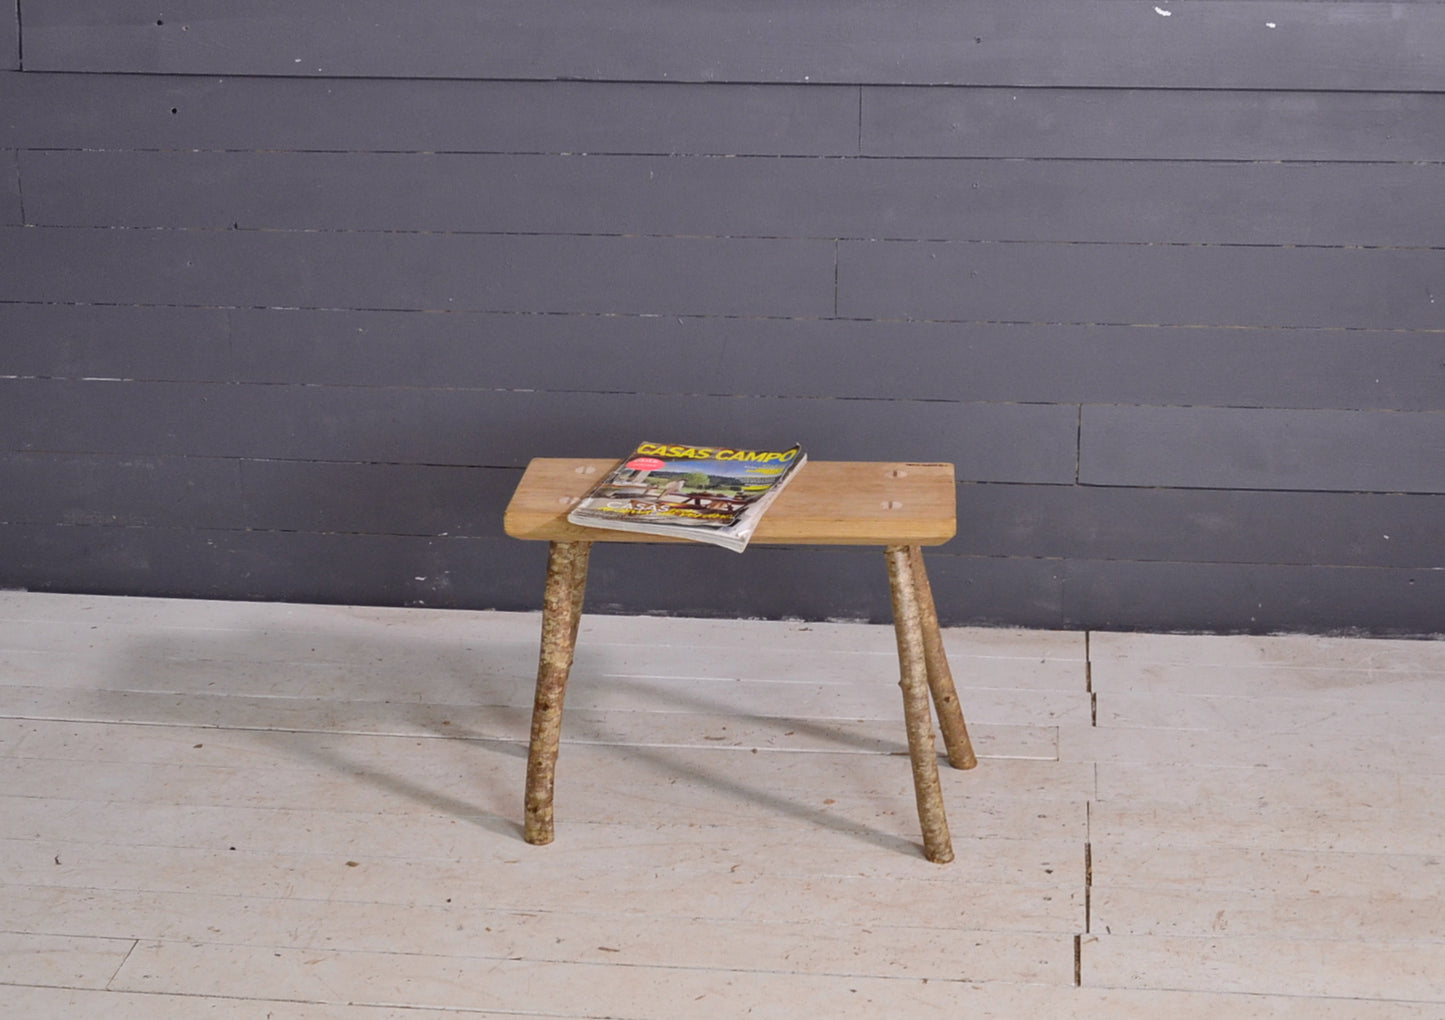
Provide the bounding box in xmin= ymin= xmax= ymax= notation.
xmin=20 ymin=1 xmax=1445 ymax=90
xmin=2 ymin=2 xmax=1443 ymax=635
xmin=4 ymin=5 xmax=18 ymax=71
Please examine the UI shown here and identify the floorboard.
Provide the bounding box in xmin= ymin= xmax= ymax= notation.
xmin=2 ymin=593 xmax=1442 ymax=1014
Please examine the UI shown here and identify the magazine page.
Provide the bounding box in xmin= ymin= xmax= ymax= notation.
xmin=567 ymin=442 xmax=806 ymax=551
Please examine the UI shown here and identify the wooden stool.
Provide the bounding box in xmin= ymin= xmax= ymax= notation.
xmin=503 ymin=458 xmax=977 ymax=863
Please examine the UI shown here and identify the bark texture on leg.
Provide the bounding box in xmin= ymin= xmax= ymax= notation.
xmin=524 ymin=540 xmax=592 ymax=845
xmin=907 ymin=545 xmax=978 ymax=771
xmin=886 ymin=545 xmax=955 ymax=864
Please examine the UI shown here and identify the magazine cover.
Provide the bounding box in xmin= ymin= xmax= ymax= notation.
xmin=566 ymin=442 xmax=807 ymax=551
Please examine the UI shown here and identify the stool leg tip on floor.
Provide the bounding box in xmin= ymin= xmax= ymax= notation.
xmin=925 ymin=844 xmax=956 ymax=865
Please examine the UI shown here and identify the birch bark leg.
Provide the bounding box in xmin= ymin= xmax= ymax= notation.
xmin=523 ymin=540 xmax=592 ymax=846
xmin=907 ymin=545 xmax=978 ymax=771
xmin=886 ymin=544 xmax=955 ymax=864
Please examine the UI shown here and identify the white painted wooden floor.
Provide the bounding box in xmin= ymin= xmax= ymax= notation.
xmin=2 ymin=591 xmax=1443 ymax=1018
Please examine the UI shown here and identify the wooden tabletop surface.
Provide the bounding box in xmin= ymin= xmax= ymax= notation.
xmin=504 ymin=458 xmax=957 ymax=546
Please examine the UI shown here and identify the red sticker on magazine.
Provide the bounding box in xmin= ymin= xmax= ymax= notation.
xmin=627 ymin=457 xmax=666 ymax=471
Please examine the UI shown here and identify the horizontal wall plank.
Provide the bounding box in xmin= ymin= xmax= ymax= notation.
xmin=22 ymin=150 xmax=1445 ymax=248
xmin=1 ymin=149 xmax=18 ymax=224
xmin=0 ymin=522 xmax=1070 ymax=627
xmin=0 ymin=303 xmax=232 ymax=380
xmin=1 ymin=7 xmax=14 ymax=70
xmin=0 ymin=525 xmax=895 ymax=619
xmin=0 ymin=453 xmax=522 ymax=539
xmin=0 ymin=227 xmax=835 ymax=318
xmin=0 ymin=72 xmax=859 ymax=156
xmin=0 ymin=380 xmax=1081 ymax=483
xmin=1057 ymin=559 xmax=1445 ymax=636
xmin=114 ymin=312 xmax=1445 ymax=414
xmin=955 ymin=484 xmax=1445 ymax=568
xmin=5 ymin=304 xmax=1441 ymax=413
xmin=0 ymin=453 xmax=241 ymax=529
xmin=838 ymin=240 xmax=1445 ymax=331
xmin=2 ymin=5 xmax=15 ymax=70
xmin=0 ymin=525 xmax=549 ymax=611
xmin=863 ymin=88 xmax=1445 ymax=161
xmin=5 ymin=523 xmax=1439 ymax=634
xmin=1080 ymin=405 xmax=1445 ymax=494
xmin=9 ymin=453 xmax=1441 ymax=571
xmin=27 ymin=226 xmax=1431 ymax=339
xmin=10 ymin=73 xmax=1445 ymax=162
xmin=236 ymin=460 xmax=517 ymax=539
xmin=22 ymin=1 xmax=1445 ymax=90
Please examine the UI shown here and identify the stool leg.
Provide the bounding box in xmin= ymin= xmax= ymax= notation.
xmin=885 ymin=545 xmax=955 ymax=864
xmin=908 ymin=545 xmax=978 ymax=771
xmin=524 ymin=540 xmax=592 ymax=845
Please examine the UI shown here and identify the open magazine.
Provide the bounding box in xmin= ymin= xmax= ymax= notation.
xmin=567 ymin=441 xmax=807 ymax=551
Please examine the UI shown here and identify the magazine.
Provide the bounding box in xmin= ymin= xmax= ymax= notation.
xmin=567 ymin=441 xmax=807 ymax=551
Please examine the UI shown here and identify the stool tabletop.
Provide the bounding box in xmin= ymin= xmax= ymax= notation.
xmin=504 ymin=458 xmax=956 ymax=546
